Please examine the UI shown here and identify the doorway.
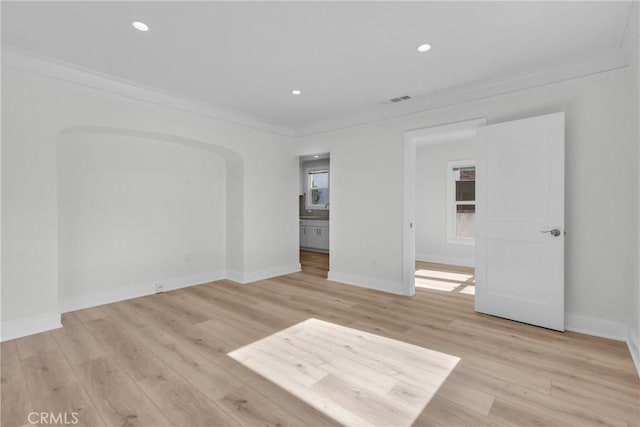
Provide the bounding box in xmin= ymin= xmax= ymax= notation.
xmin=411 ymin=121 xmax=481 ymax=300
xmin=299 ymin=153 xmax=330 ymax=278
xmin=402 ymin=118 xmax=487 ymax=295
xmin=404 ymin=113 xmax=566 ymax=331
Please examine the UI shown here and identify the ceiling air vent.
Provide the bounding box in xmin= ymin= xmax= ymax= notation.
xmin=386 ymin=95 xmax=412 ymax=104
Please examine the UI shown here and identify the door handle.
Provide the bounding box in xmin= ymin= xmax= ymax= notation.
xmin=540 ymin=228 xmax=561 ymax=237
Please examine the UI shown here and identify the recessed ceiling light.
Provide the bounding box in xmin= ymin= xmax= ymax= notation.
xmin=314 ymin=155 xmax=319 ymax=158
xmin=291 ymin=89 xmax=302 ymax=95
xmin=132 ymin=21 xmax=149 ymax=32
xmin=417 ymin=43 xmax=432 ymax=53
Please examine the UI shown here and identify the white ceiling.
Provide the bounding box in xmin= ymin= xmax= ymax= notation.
xmin=1 ymin=1 xmax=634 ymax=133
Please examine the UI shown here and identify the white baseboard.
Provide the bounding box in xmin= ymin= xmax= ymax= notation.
xmin=60 ymin=263 xmax=302 ymax=313
xmin=59 ymin=270 xmax=226 ymax=313
xmin=1 ymin=311 xmax=62 ymax=342
xmin=231 ymin=263 xmax=301 ymax=284
xmin=226 ymin=270 xmax=244 ymax=283
xmin=565 ymin=313 xmax=626 ymax=341
xmin=327 ymin=271 xmax=408 ymax=296
xmin=5 ymin=263 xmax=303 ymax=341
xmin=627 ymin=329 xmax=640 ymax=379
xmin=416 ymin=254 xmax=474 ymax=268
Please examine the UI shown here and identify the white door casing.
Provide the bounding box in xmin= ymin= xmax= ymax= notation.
xmin=403 ymin=118 xmax=488 ymax=296
xmin=475 ymin=112 xmax=565 ymax=331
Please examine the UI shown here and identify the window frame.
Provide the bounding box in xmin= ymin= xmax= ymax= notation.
xmin=306 ymin=169 xmax=330 ymax=210
xmin=447 ymin=160 xmax=476 ymax=245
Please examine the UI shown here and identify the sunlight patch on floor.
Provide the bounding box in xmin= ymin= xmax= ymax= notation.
xmin=414 ymin=265 xmax=475 ymax=294
xmin=415 ymin=277 xmax=461 ymax=291
xmin=228 ymin=318 xmax=460 ymax=427
xmin=459 ymin=285 xmax=476 ymax=295
xmin=415 ymin=269 xmax=474 ymax=282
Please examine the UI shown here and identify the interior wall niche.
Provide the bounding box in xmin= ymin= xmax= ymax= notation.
xmin=57 ymin=127 xmax=244 ymax=311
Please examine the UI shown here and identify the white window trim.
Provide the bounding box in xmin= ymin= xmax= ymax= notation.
xmin=306 ymin=168 xmax=330 ymax=210
xmin=447 ymin=159 xmax=476 ymax=245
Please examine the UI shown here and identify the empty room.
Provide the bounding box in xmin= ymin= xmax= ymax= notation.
xmin=2 ymin=1 xmax=639 ymax=426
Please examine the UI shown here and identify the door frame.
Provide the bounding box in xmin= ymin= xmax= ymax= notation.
xmin=402 ymin=118 xmax=488 ymax=295
xmin=298 ymin=152 xmax=331 ymax=269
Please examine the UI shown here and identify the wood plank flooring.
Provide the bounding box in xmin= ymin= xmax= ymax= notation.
xmin=415 ymin=261 xmax=475 ymax=294
xmin=2 ymin=261 xmax=639 ymax=426
xmin=228 ymin=318 xmax=461 ymax=426
xmin=300 ymin=250 xmax=329 ymax=278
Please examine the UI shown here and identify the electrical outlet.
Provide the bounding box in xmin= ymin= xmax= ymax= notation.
xmin=372 ymin=258 xmax=377 ymax=265
xmin=155 ymin=282 xmax=165 ymax=293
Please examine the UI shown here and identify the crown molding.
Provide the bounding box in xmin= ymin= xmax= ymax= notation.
xmin=293 ymin=48 xmax=631 ymax=137
xmin=1 ymin=44 xmax=631 ymax=140
xmin=1 ymin=45 xmax=295 ymax=137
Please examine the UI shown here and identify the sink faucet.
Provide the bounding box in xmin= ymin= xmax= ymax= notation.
xmin=324 ymin=203 xmax=330 ymax=208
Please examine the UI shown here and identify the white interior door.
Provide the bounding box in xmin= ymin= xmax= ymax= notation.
xmin=475 ymin=112 xmax=565 ymax=331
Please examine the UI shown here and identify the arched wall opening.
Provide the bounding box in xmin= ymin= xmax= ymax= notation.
xmin=57 ymin=126 xmax=244 ymax=312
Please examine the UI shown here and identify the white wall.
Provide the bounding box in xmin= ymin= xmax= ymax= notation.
xmin=624 ymin=2 xmax=640 ymax=374
xmin=1 ymin=50 xmax=299 ymax=340
xmin=415 ymin=140 xmax=477 ymax=266
xmin=297 ymin=65 xmax=638 ymax=339
xmin=58 ymin=132 xmax=227 ymax=311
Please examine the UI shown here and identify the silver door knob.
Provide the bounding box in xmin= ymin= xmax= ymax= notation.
xmin=541 ymin=228 xmax=561 ymax=237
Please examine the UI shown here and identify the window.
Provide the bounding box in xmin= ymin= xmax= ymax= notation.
xmin=307 ymin=170 xmax=329 ymax=209
xmin=447 ymin=161 xmax=475 ymax=244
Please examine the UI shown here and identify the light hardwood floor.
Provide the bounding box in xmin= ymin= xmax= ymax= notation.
xmin=300 ymin=250 xmax=329 ymax=278
xmin=228 ymin=317 xmax=461 ymax=426
xmin=1 ymin=258 xmax=639 ymax=426
xmin=414 ymin=261 xmax=475 ymax=294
